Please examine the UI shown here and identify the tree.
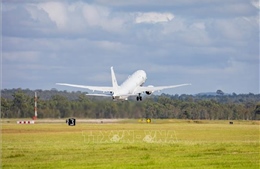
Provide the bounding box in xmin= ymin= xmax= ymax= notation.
xmin=1 ymin=97 xmax=12 ymax=118
xmin=1 ymin=89 xmax=260 ymax=119
xmin=12 ymin=90 xmax=32 ymax=118
xmin=216 ymin=90 xmax=224 ymax=95
xmin=51 ymin=95 xmax=71 ymax=118
xmin=254 ymin=103 xmax=260 ymax=120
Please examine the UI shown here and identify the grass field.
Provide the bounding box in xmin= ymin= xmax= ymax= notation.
xmin=1 ymin=119 xmax=259 ymax=169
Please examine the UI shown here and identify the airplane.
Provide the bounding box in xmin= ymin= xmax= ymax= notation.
xmin=56 ymin=67 xmax=191 ymax=101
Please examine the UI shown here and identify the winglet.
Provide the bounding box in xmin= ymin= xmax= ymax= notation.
xmin=111 ymin=67 xmax=119 ymax=90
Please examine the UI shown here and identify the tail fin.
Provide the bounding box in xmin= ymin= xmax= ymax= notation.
xmin=111 ymin=67 xmax=119 ymax=90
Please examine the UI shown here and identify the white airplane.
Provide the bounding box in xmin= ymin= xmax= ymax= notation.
xmin=56 ymin=67 xmax=191 ymax=101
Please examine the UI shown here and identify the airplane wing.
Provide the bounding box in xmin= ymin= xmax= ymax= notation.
xmin=56 ymin=83 xmax=114 ymax=92
xmin=134 ymin=83 xmax=191 ymax=94
xmin=86 ymin=94 xmax=113 ymax=97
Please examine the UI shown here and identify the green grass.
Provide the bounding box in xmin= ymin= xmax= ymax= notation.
xmin=1 ymin=119 xmax=260 ymax=168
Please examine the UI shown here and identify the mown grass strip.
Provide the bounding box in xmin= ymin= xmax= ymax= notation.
xmin=2 ymin=120 xmax=259 ymax=169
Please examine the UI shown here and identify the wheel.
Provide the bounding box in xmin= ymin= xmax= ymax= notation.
xmin=136 ymin=96 xmax=142 ymax=101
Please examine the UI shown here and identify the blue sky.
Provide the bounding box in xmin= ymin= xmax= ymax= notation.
xmin=2 ymin=0 xmax=259 ymax=95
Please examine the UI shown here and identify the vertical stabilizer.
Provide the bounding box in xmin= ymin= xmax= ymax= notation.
xmin=111 ymin=67 xmax=119 ymax=90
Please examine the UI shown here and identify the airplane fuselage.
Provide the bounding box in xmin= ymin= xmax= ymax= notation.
xmin=113 ymin=70 xmax=147 ymax=100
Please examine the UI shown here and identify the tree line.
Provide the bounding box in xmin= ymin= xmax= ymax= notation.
xmin=1 ymin=89 xmax=260 ymax=120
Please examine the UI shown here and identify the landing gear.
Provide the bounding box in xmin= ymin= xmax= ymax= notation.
xmin=136 ymin=93 xmax=142 ymax=101
xmin=136 ymin=96 xmax=142 ymax=101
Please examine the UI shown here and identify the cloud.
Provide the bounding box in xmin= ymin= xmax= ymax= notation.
xmin=82 ymin=4 xmax=109 ymax=26
xmin=30 ymin=2 xmax=128 ymax=34
xmin=37 ymin=2 xmax=68 ymax=28
xmin=135 ymin=12 xmax=174 ymax=23
xmin=2 ymin=0 xmax=259 ymax=94
xmin=208 ymin=17 xmax=257 ymax=41
xmin=83 ymin=4 xmax=127 ymax=33
xmin=3 ymin=51 xmax=39 ymax=63
xmin=251 ymin=0 xmax=260 ymax=9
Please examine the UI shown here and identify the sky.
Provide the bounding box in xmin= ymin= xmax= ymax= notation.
xmin=2 ymin=0 xmax=260 ymax=95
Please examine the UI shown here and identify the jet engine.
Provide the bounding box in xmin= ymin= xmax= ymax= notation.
xmin=145 ymin=85 xmax=154 ymax=95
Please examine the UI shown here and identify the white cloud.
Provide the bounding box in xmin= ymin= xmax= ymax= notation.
xmin=208 ymin=17 xmax=258 ymax=42
xmin=160 ymin=18 xmax=211 ymax=47
xmin=95 ymin=40 xmax=128 ymax=52
xmin=191 ymin=22 xmax=205 ymax=30
xmin=135 ymin=12 xmax=174 ymax=24
xmin=3 ymin=51 xmax=39 ymax=63
xmin=82 ymin=4 xmax=109 ymax=27
xmin=37 ymin=2 xmax=68 ymax=29
xmin=251 ymin=0 xmax=260 ymax=9
xmin=2 ymin=0 xmax=259 ymax=94
xmin=36 ymin=2 xmax=126 ymax=32
xmin=82 ymin=4 xmax=126 ymax=32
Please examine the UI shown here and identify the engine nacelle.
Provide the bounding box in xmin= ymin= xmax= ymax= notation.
xmin=145 ymin=91 xmax=153 ymax=95
xmin=145 ymin=85 xmax=154 ymax=95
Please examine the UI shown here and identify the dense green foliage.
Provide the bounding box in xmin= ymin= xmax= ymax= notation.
xmin=1 ymin=89 xmax=260 ymax=120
